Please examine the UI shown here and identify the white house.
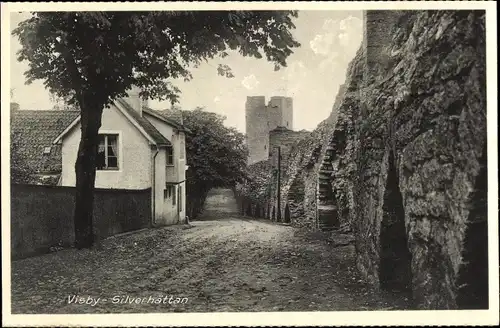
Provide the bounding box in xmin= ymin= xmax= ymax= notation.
xmin=52 ymin=87 xmax=189 ymax=226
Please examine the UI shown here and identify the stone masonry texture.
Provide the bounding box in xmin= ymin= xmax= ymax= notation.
xmin=237 ymin=10 xmax=487 ymax=310
xmin=269 ymin=127 xmax=310 ymax=164
xmin=245 ymin=96 xmax=294 ymax=165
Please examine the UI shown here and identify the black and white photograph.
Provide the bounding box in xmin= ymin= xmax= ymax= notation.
xmin=1 ymin=1 xmax=498 ymax=327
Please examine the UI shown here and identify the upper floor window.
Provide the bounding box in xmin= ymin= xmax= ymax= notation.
xmin=97 ymin=134 xmax=118 ymax=170
xmin=166 ymin=146 xmax=174 ymax=166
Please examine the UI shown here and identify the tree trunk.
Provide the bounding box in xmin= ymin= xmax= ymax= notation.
xmin=74 ymin=102 xmax=104 ymax=249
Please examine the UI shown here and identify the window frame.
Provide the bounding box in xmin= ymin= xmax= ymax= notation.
xmin=166 ymin=146 xmax=174 ymax=166
xmin=164 ymin=185 xmax=175 ymax=199
xmin=97 ymin=133 xmax=120 ymax=171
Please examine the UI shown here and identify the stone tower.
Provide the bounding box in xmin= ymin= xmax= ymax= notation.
xmin=363 ymin=10 xmax=404 ymax=78
xmin=245 ymin=96 xmax=293 ymax=165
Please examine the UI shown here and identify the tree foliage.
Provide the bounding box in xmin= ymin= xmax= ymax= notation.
xmin=10 ymin=132 xmax=34 ymax=184
xmin=12 ymin=10 xmax=300 ymax=247
xmin=13 ymin=11 xmax=300 ymax=107
xmin=49 ymin=93 xmax=78 ymax=110
xmin=181 ymin=107 xmax=248 ymax=219
xmin=183 ymin=107 xmax=248 ymax=189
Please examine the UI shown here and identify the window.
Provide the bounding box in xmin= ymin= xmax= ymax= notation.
xmin=164 ymin=185 xmax=174 ymax=199
xmin=43 ymin=146 xmax=51 ymax=155
xmin=166 ymin=147 xmax=174 ymax=166
xmin=97 ymin=134 xmax=118 ymax=170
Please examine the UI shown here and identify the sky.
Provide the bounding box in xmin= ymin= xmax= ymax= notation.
xmin=9 ymin=11 xmax=363 ymax=133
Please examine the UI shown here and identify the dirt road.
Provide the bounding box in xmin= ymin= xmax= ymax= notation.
xmin=11 ymin=189 xmax=412 ymax=313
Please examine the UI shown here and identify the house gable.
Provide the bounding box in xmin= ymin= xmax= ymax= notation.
xmin=59 ymin=103 xmax=154 ymax=189
xmin=144 ymin=113 xmax=175 ymax=145
xmin=114 ymin=99 xmax=170 ymax=146
xmin=53 ymin=100 xmax=171 ymax=147
xmin=144 ymin=110 xmax=187 ymax=184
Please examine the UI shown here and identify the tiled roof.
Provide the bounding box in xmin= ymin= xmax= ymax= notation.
xmin=10 ymin=110 xmax=80 ymax=174
xmin=144 ymin=107 xmax=183 ymax=126
xmin=143 ymin=107 xmax=192 ymax=134
xmin=115 ymin=98 xmax=171 ymax=146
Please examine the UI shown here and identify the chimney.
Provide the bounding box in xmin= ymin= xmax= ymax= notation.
xmin=123 ymin=85 xmax=143 ymax=116
xmin=10 ymin=102 xmax=20 ymax=111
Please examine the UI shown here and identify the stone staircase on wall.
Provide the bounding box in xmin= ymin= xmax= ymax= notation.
xmin=317 ymin=146 xmax=340 ymax=231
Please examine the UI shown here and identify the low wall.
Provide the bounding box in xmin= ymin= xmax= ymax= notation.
xmin=10 ymin=184 xmax=151 ymax=260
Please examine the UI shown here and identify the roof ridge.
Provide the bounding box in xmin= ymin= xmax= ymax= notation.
xmin=142 ymin=107 xmax=181 ymax=125
xmin=141 ymin=107 xmax=192 ymax=134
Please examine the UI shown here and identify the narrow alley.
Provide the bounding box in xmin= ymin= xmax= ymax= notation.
xmin=11 ymin=189 xmax=413 ymax=314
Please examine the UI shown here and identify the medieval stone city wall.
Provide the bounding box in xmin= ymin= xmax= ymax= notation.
xmin=355 ymin=10 xmax=486 ymax=309
xmin=269 ymin=127 xmax=310 ymax=163
xmin=237 ymin=10 xmax=487 ymax=309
